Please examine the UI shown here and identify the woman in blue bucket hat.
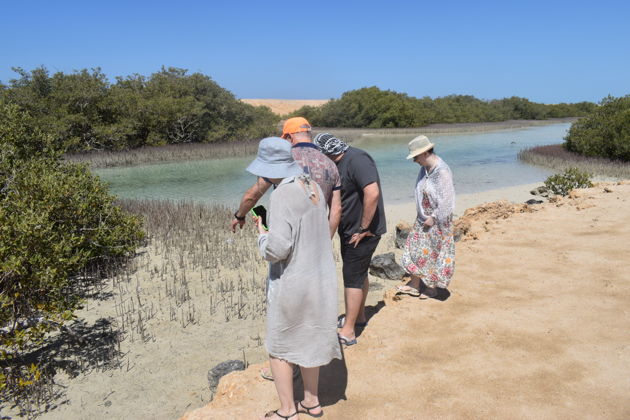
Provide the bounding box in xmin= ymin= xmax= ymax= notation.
xmin=248 ymin=137 xmax=341 ymax=420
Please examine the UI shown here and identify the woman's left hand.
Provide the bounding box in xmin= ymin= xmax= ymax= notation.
xmin=423 ymin=216 xmax=435 ymax=228
xmin=252 ymin=215 xmax=267 ymax=235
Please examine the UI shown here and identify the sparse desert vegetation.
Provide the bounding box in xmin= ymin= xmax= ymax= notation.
xmin=518 ymin=144 xmax=630 ymax=179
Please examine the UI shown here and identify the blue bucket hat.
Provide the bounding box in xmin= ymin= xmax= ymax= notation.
xmin=246 ymin=137 xmax=303 ymax=179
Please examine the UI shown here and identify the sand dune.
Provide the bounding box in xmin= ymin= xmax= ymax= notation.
xmin=240 ymin=99 xmax=329 ymax=115
xmin=181 ymin=181 xmax=630 ymax=420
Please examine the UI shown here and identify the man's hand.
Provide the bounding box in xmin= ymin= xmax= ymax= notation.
xmin=231 ymin=217 xmax=245 ymax=232
xmin=348 ymin=231 xmax=375 ymax=248
xmin=229 ymin=178 xmax=270 ymax=233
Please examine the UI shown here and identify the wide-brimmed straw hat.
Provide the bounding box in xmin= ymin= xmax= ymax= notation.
xmin=246 ymin=137 xmax=303 ymax=179
xmin=406 ymin=135 xmax=435 ymax=159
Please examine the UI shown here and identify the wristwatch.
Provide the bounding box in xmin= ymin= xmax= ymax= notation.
xmin=358 ymin=225 xmax=370 ymax=234
xmin=233 ymin=211 xmax=245 ymax=221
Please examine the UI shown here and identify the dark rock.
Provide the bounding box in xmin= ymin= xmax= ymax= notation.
xmin=208 ymin=360 xmax=245 ymax=394
xmin=369 ymin=252 xmax=406 ymax=280
xmin=395 ymin=222 xmax=411 ymax=249
xmin=525 ymin=199 xmax=544 ymax=205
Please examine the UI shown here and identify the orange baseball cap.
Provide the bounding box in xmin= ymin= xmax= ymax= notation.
xmin=281 ymin=117 xmax=312 ymax=138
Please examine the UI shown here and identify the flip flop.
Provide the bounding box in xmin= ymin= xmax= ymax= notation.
xmin=396 ymin=285 xmax=420 ymax=297
xmin=264 ymin=409 xmax=298 ymax=419
xmin=338 ymin=334 xmax=357 ymax=346
xmin=337 ymin=316 xmax=368 ymax=329
xmin=296 ymin=401 xmax=323 ymax=418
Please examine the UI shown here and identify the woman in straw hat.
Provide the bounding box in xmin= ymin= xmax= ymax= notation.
xmin=396 ymin=135 xmax=456 ymax=299
xmin=248 ymin=137 xmax=341 ymax=420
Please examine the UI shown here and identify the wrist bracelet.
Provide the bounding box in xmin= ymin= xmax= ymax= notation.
xmin=234 ymin=211 xmax=245 ymax=221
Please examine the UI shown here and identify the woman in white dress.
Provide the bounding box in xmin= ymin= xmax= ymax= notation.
xmin=248 ymin=137 xmax=342 ymax=420
xmin=397 ymin=135 xmax=456 ymax=299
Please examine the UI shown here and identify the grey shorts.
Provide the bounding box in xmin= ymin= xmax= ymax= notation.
xmin=340 ymin=235 xmax=380 ymax=288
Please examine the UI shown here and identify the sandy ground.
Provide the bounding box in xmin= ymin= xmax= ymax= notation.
xmin=181 ymin=181 xmax=630 ymax=420
xmin=240 ymin=99 xmax=329 ymax=115
xmin=16 ymin=181 xmax=629 ymax=420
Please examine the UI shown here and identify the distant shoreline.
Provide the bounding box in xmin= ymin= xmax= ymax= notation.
xmin=324 ymin=117 xmax=578 ymax=139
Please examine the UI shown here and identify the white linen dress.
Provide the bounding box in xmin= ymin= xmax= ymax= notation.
xmin=258 ymin=175 xmax=342 ymax=367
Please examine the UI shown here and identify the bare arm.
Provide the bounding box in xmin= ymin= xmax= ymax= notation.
xmin=230 ymin=178 xmax=271 ymax=232
xmin=348 ymin=182 xmax=379 ymax=247
xmin=328 ymin=189 xmax=341 ymax=238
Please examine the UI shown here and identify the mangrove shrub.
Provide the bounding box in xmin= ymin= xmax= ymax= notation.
xmin=289 ymin=87 xmax=596 ymax=128
xmin=0 ymin=103 xmax=144 ymax=401
xmin=564 ymin=95 xmax=630 ymax=161
xmin=544 ymin=167 xmax=593 ymax=196
xmin=1 ymin=66 xmax=279 ymax=153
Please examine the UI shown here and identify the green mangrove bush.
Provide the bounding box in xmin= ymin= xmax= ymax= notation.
xmin=0 ymin=66 xmax=279 ymax=153
xmin=288 ymin=86 xmax=596 ymax=128
xmin=564 ymin=95 xmax=630 ymax=161
xmin=544 ymin=167 xmax=594 ymax=196
xmin=0 ymin=103 xmax=144 ymax=407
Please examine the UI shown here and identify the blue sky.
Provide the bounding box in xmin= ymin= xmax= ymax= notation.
xmin=1 ymin=0 xmax=628 ymax=103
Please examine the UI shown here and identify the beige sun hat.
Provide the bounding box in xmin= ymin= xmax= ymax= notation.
xmin=406 ymin=135 xmax=435 ymax=159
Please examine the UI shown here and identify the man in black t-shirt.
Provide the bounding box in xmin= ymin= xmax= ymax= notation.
xmin=314 ymin=133 xmax=386 ymax=346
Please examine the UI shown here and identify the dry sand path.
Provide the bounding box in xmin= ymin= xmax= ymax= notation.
xmin=182 ymin=182 xmax=630 ymax=420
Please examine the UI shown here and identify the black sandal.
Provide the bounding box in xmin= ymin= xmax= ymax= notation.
xmin=264 ymin=409 xmax=298 ymax=419
xmin=297 ymin=401 xmax=324 ymax=418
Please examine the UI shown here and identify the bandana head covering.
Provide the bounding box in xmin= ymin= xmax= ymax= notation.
xmin=313 ymin=133 xmax=349 ymax=156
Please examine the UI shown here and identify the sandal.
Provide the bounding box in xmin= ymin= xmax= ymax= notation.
xmin=264 ymin=409 xmax=298 ymax=419
xmin=338 ymin=334 xmax=357 ymax=346
xmin=297 ymin=400 xmax=323 ymax=418
xmin=396 ymin=285 xmax=420 ymax=297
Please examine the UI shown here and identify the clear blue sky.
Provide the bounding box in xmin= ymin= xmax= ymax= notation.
xmin=1 ymin=0 xmax=628 ymax=104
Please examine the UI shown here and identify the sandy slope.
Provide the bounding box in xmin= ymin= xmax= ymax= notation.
xmin=181 ymin=182 xmax=630 ymax=420
xmin=240 ymin=99 xmax=329 ymax=115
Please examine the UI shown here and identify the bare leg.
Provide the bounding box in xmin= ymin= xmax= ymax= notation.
xmin=264 ymin=357 xmax=297 ymax=419
xmin=358 ymin=276 xmax=369 ymax=323
xmin=299 ymin=366 xmax=323 ymax=416
xmin=339 ymin=275 xmax=368 ymax=340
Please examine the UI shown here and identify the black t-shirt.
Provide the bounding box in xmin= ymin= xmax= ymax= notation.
xmin=336 ymin=146 xmax=387 ymax=238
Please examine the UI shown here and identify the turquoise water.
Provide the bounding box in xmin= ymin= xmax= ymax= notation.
xmin=96 ymin=123 xmax=569 ymax=206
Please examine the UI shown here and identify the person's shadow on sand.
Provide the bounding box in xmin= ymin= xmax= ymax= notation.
xmin=293 ymin=345 xmax=348 ymax=406
xmin=294 ymin=301 xmax=388 ymax=405
xmin=418 ymin=283 xmax=451 ymax=301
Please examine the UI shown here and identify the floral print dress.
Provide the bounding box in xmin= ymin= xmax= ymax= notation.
xmin=401 ymin=157 xmax=455 ymax=288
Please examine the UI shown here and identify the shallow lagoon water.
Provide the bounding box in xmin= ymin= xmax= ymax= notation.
xmin=96 ymin=124 xmax=569 ymax=206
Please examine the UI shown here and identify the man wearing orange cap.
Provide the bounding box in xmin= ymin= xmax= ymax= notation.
xmin=231 ymin=117 xmax=341 ymax=238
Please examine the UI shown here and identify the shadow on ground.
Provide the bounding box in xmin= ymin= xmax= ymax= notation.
xmin=2 ymin=317 xmax=123 ymax=417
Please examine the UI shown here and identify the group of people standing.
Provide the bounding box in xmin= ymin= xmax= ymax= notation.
xmin=230 ymin=117 xmax=456 ymax=420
